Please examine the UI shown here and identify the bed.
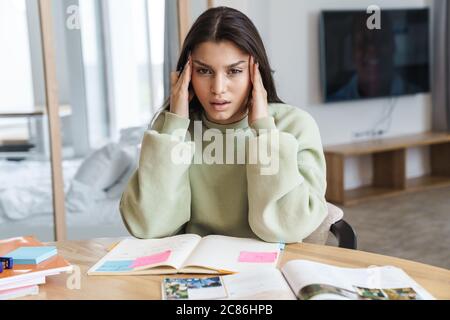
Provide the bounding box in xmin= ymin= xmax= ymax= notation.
xmin=0 ymin=127 xmax=145 ymax=241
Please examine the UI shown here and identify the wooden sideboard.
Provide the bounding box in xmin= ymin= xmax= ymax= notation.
xmin=324 ymin=132 xmax=450 ymax=206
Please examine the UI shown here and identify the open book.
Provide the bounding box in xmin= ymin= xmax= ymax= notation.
xmin=88 ymin=234 xmax=282 ymax=275
xmin=162 ymin=259 xmax=435 ymax=300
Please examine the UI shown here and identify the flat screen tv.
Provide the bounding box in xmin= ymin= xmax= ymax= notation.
xmin=320 ymin=8 xmax=430 ymax=103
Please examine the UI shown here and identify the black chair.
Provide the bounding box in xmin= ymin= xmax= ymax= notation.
xmin=330 ymin=219 xmax=357 ymax=250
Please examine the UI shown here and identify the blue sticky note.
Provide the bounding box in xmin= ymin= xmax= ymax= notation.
xmin=5 ymin=246 xmax=57 ymax=265
xmin=96 ymin=260 xmax=134 ymax=272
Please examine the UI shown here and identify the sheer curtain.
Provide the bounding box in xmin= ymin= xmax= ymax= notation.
xmin=432 ymin=0 xmax=450 ymax=132
xmin=163 ymin=0 xmax=181 ymax=100
xmin=102 ymin=0 xmax=154 ymax=135
xmin=0 ymin=0 xmax=35 ymax=141
xmin=77 ymin=0 xmax=167 ymax=144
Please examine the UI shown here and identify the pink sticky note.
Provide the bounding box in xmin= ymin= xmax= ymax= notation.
xmin=238 ymin=251 xmax=278 ymax=263
xmin=131 ymin=250 xmax=171 ymax=268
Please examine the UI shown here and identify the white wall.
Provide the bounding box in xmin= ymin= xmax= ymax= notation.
xmin=190 ymin=0 xmax=209 ymax=22
xmin=213 ymin=0 xmax=432 ymax=189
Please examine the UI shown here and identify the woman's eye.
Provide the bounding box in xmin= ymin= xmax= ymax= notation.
xmin=197 ymin=68 xmax=212 ymax=75
xmin=229 ymin=69 xmax=242 ymax=75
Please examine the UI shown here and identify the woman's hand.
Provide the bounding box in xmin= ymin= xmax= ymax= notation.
xmin=248 ymin=56 xmax=269 ymax=125
xmin=170 ymin=54 xmax=194 ymax=119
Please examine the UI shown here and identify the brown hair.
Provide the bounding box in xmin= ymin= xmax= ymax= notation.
xmin=152 ymin=6 xmax=284 ymax=126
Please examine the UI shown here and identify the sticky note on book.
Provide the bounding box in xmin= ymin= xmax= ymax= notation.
xmin=5 ymin=246 xmax=57 ymax=265
xmin=238 ymin=251 xmax=278 ymax=263
xmin=131 ymin=250 xmax=171 ymax=268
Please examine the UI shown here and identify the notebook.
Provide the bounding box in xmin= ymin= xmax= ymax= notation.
xmin=0 ymin=284 xmax=39 ymax=300
xmin=88 ymin=234 xmax=282 ymax=275
xmin=0 ymin=276 xmax=46 ymax=292
xmin=0 ymin=236 xmax=72 ymax=287
xmin=5 ymin=246 xmax=57 ymax=265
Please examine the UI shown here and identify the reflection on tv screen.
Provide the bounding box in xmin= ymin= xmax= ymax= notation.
xmin=320 ymin=8 xmax=430 ymax=103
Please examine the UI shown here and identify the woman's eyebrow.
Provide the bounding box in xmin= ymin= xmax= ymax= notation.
xmin=193 ymin=60 xmax=247 ymax=68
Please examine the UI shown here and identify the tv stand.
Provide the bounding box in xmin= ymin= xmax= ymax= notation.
xmin=324 ymin=132 xmax=450 ymax=206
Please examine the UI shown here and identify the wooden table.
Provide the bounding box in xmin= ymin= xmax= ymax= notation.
xmin=21 ymin=238 xmax=450 ymax=300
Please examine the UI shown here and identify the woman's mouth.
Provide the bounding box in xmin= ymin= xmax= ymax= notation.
xmin=210 ymin=101 xmax=231 ymax=111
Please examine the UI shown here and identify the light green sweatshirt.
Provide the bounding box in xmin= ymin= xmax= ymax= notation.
xmin=120 ymin=103 xmax=328 ymax=243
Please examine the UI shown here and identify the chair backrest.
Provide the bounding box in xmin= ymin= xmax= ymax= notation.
xmin=303 ymin=202 xmax=357 ymax=249
xmin=303 ymin=202 xmax=343 ymax=245
xmin=330 ymin=219 xmax=357 ymax=249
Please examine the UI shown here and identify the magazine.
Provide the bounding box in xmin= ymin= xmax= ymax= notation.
xmin=162 ymin=259 xmax=435 ymax=300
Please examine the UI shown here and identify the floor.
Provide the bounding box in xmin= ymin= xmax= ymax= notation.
xmin=337 ymin=185 xmax=450 ymax=270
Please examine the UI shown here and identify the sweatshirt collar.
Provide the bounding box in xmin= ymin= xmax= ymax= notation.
xmin=201 ymin=111 xmax=249 ymax=133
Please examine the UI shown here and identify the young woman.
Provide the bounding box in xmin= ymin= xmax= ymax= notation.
xmin=120 ymin=6 xmax=328 ymax=243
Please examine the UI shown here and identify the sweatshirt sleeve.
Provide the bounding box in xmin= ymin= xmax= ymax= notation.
xmin=246 ymin=113 xmax=328 ymax=243
xmin=119 ymin=111 xmax=194 ymax=238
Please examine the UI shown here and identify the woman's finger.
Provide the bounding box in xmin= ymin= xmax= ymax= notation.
xmin=180 ymin=57 xmax=192 ymax=90
xmin=249 ymin=56 xmax=255 ymax=85
xmin=171 ymin=71 xmax=179 ymax=88
xmin=253 ymin=61 xmax=264 ymax=90
xmin=255 ymin=60 xmax=259 ymax=88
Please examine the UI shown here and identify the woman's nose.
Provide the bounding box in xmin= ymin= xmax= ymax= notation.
xmin=211 ymin=74 xmax=226 ymax=95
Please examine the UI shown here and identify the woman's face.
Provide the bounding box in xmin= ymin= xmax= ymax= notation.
xmin=191 ymin=41 xmax=252 ymax=124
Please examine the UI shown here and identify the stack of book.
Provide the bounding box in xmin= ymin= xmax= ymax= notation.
xmin=0 ymin=236 xmax=72 ymax=300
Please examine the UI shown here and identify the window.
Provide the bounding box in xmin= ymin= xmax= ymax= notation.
xmin=0 ymin=0 xmax=35 ymax=141
xmin=147 ymin=0 xmax=166 ymax=114
xmin=0 ymin=0 xmax=34 ymax=112
xmin=78 ymin=0 xmax=166 ymax=144
xmin=79 ymin=0 xmax=109 ymax=148
xmin=102 ymin=0 xmax=165 ymax=134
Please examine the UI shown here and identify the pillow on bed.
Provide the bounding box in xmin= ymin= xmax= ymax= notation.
xmin=119 ymin=126 xmax=146 ymax=146
xmin=104 ymin=145 xmax=140 ymax=199
xmin=66 ymin=142 xmax=134 ymax=212
xmin=104 ymin=126 xmax=146 ymax=199
xmin=65 ymin=179 xmax=107 ymax=213
xmin=71 ymin=142 xmax=133 ymax=192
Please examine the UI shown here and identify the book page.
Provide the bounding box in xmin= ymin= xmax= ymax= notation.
xmin=281 ymin=260 xmax=435 ymax=300
xmin=221 ymin=269 xmax=296 ymax=300
xmin=88 ymin=234 xmax=202 ymax=275
xmin=180 ymin=235 xmax=281 ymax=273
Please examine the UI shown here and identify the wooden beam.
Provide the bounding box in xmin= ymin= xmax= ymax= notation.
xmin=177 ymin=0 xmax=191 ymax=49
xmin=38 ymin=0 xmax=67 ymax=241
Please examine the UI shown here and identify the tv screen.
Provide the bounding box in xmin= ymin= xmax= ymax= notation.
xmin=320 ymin=8 xmax=430 ymax=103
